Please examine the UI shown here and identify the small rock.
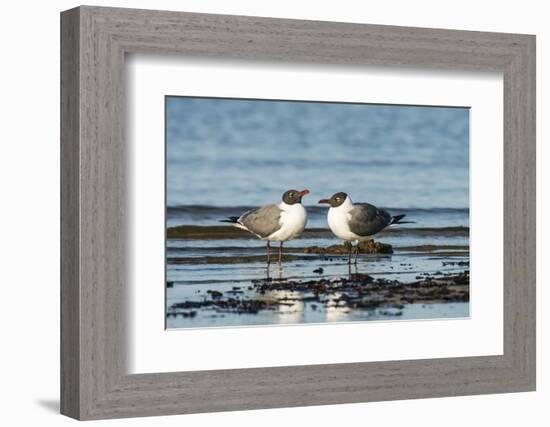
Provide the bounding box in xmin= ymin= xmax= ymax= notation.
xmin=207 ymin=290 xmax=223 ymax=298
xmin=378 ymin=308 xmax=403 ymax=316
xmin=304 ymin=240 xmax=393 ymax=255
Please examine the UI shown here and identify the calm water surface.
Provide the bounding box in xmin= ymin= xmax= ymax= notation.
xmin=167 ymin=97 xmax=469 ymax=208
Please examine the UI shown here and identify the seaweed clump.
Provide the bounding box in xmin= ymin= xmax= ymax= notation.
xmin=167 ymin=270 xmax=469 ymax=319
xmin=304 ymin=239 xmax=393 ymax=255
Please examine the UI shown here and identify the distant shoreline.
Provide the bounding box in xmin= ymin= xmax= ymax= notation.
xmin=166 ymin=224 xmax=470 ymax=240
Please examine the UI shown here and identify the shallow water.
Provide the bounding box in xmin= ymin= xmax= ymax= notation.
xmin=166 ymin=250 xmax=469 ymax=328
xmin=166 ymin=221 xmax=470 ymax=329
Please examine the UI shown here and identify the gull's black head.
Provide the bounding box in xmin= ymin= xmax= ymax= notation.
xmin=318 ymin=192 xmax=348 ymax=208
xmin=282 ymin=189 xmax=310 ymax=205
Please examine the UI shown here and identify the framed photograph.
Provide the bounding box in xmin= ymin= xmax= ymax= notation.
xmin=61 ymin=6 xmax=536 ymax=420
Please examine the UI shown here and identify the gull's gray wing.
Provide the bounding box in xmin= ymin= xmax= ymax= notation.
xmin=239 ymin=204 xmax=282 ymax=238
xmin=348 ymin=203 xmax=392 ymax=236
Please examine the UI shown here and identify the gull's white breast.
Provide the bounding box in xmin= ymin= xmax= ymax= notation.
xmin=268 ymin=203 xmax=307 ymax=242
xmin=327 ymin=202 xmax=361 ymax=241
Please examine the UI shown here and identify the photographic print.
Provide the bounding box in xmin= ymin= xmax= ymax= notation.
xmin=165 ymin=97 xmax=470 ymax=329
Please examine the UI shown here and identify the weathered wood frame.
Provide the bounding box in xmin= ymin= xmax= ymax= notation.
xmin=61 ymin=5 xmax=536 ymax=420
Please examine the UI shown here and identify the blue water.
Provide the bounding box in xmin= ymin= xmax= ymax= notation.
xmin=166 ymin=205 xmax=469 ymax=229
xmin=166 ymin=97 xmax=469 ymax=210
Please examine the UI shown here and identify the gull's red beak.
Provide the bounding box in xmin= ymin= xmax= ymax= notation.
xmin=298 ymin=189 xmax=310 ymax=198
xmin=318 ymin=198 xmax=330 ymax=204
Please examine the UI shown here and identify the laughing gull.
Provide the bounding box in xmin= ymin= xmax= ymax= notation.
xmin=318 ymin=192 xmax=409 ymax=264
xmin=221 ymin=189 xmax=310 ymax=264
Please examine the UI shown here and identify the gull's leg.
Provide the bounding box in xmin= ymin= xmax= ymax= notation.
xmin=266 ymin=240 xmax=271 ymax=264
xmin=279 ymin=242 xmax=283 ymax=264
xmin=354 ymin=241 xmax=360 ymax=264
xmin=348 ymin=242 xmax=352 ymax=265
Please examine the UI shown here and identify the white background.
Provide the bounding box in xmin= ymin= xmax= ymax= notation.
xmin=0 ymin=1 xmax=546 ymax=426
xmin=129 ymin=58 xmax=503 ymax=373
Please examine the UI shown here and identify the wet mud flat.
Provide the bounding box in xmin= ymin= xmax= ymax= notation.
xmin=166 ymin=254 xmax=470 ymax=328
xmin=166 ymin=224 xmax=470 ymax=328
xmin=166 ymin=238 xmax=469 ymax=265
xmin=168 ymin=270 xmax=469 ymax=319
xmin=167 ymin=225 xmax=469 ymax=240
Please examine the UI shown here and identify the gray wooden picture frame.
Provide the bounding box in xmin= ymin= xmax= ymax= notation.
xmin=60 ymin=5 xmax=536 ymax=420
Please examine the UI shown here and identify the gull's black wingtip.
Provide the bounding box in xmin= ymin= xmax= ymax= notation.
xmin=391 ymin=214 xmax=415 ymax=225
xmin=219 ymin=216 xmax=240 ymax=224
